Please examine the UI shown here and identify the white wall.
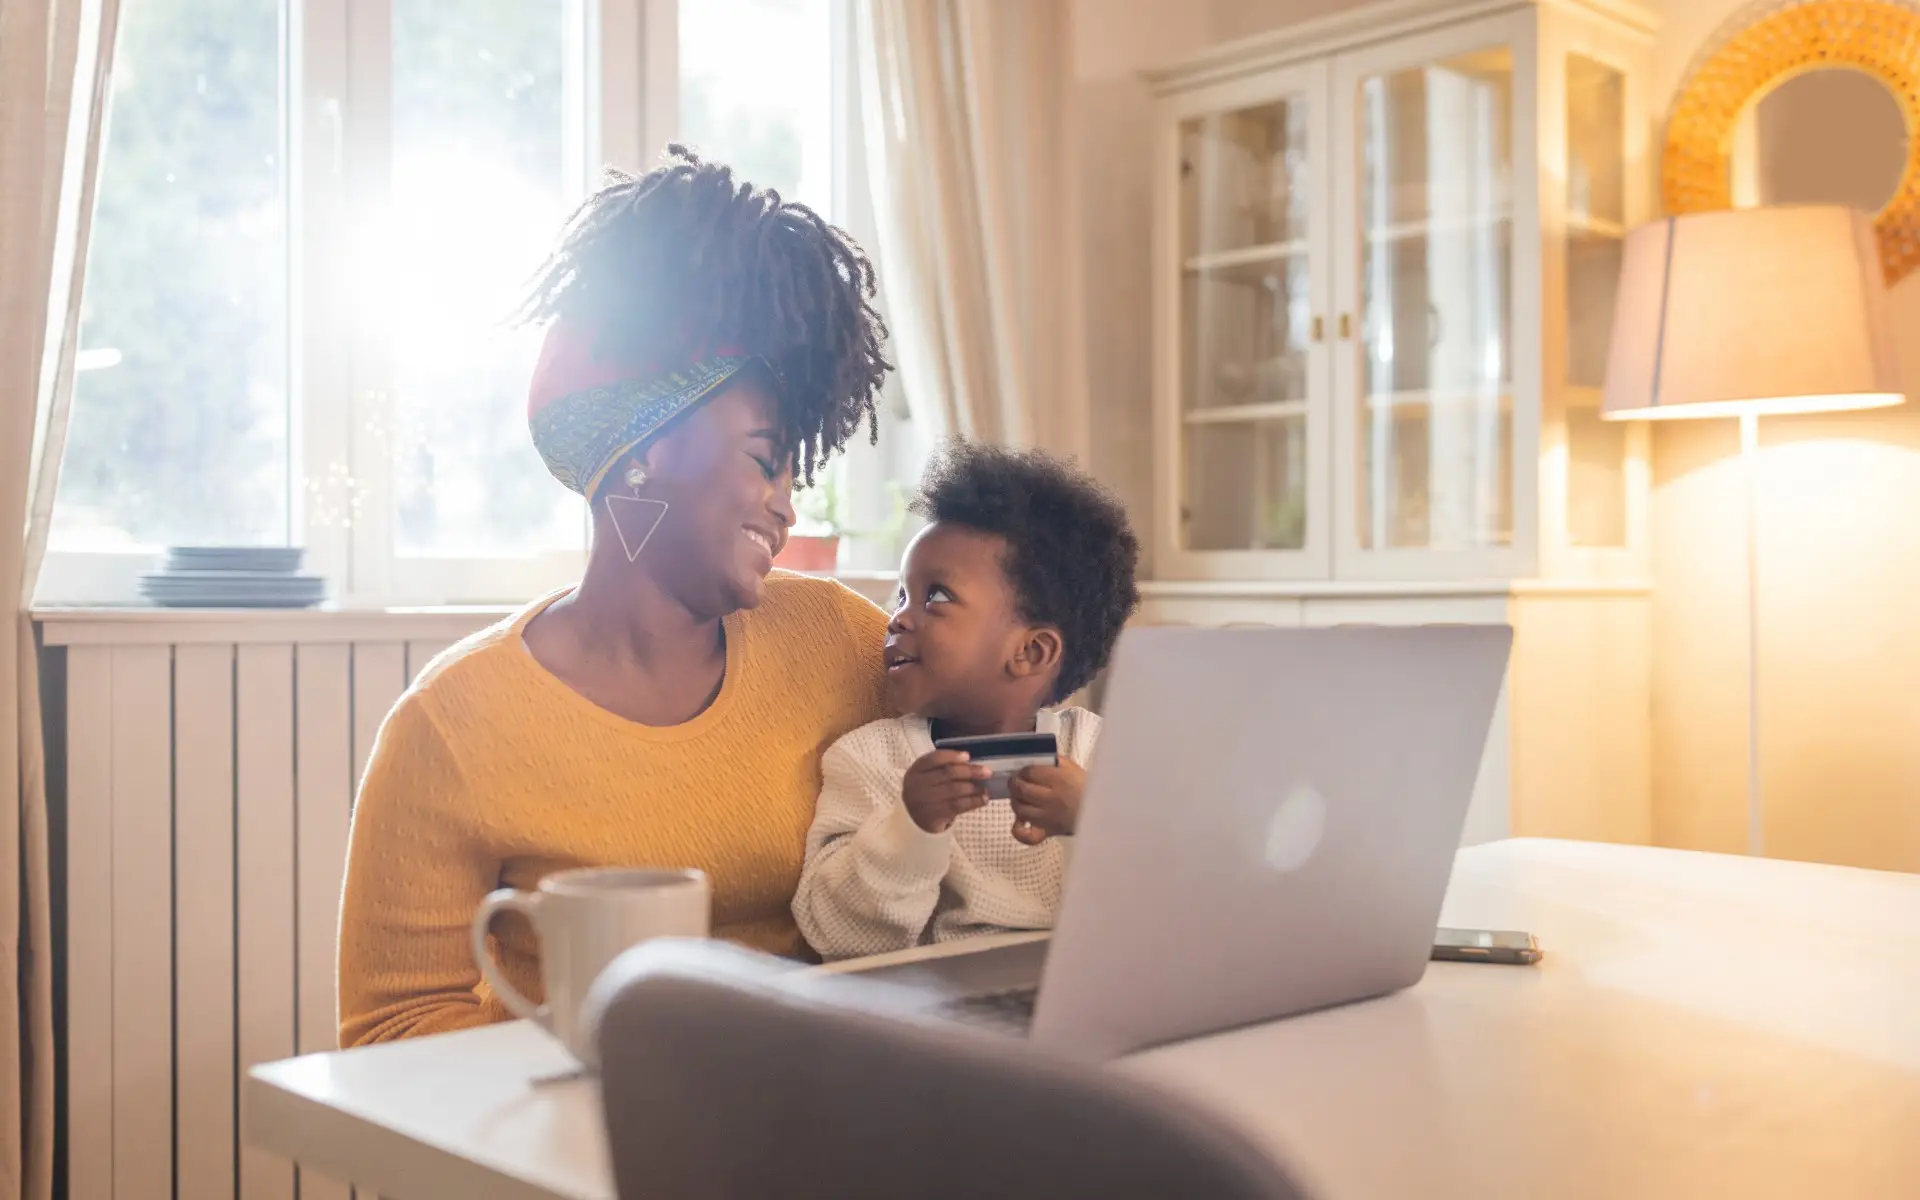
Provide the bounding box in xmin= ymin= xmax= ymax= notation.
xmin=1070 ymin=0 xmax=1222 ymax=573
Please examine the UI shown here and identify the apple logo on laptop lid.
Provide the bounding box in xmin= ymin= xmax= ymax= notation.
xmin=1264 ymin=783 xmax=1327 ymax=874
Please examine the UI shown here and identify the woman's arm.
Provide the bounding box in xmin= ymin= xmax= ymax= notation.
xmin=336 ymin=695 xmax=506 ymax=1046
xmin=793 ymin=733 xmax=952 ymax=960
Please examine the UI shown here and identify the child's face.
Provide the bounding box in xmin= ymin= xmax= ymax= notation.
xmin=884 ymin=523 xmax=1056 ymax=726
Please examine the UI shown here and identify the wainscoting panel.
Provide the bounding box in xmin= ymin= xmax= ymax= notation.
xmin=235 ymin=643 xmax=296 ymax=1200
xmin=109 ymin=645 xmax=174 ymax=1200
xmin=48 ymin=612 xmax=502 ymax=1200
xmin=173 ymin=644 xmax=237 ymax=1200
xmin=294 ymin=644 xmax=353 ymax=1200
xmin=65 ymin=646 xmax=113 ymax=1200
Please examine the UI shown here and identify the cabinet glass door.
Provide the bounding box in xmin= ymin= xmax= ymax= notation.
xmin=1564 ymin=51 xmax=1628 ymax=548
xmin=1176 ymin=92 xmax=1319 ymax=557
xmin=1351 ymin=46 xmax=1515 ymax=554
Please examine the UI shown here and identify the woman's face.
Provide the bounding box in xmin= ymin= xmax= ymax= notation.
xmin=624 ymin=373 xmax=797 ymax=616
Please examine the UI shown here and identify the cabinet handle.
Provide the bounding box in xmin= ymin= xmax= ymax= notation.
xmin=1311 ymin=316 xmax=1324 ymax=343
xmin=1338 ymin=313 xmax=1353 ymax=340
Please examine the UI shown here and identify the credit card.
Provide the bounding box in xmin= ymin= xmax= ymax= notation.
xmin=932 ymin=732 xmax=1060 ymax=800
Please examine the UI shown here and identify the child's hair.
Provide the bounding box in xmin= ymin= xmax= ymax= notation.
xmin=910 ymin=441 xmax=1141 ymax=703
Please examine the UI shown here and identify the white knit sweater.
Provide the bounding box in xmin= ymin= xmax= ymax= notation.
xmin=793 ymin=708 xmax=1100 ymax=961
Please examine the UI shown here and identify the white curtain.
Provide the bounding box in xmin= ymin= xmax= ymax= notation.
xmin=0 ymin=1 xmax=120 ymax=1196
xmin=854 ymin=0 xmax=1089 ymax=460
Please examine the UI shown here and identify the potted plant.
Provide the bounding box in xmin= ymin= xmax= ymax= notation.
xmin=775 ymin=464 xmax=908 ymax=573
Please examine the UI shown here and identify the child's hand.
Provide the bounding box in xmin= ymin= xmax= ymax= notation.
xmin=1008 ymin=760 xmax=1086 ymax=844
xmin=902 ymin=749 xmax=992 ymax=834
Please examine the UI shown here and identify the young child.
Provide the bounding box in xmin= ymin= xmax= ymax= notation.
xmin=793 ymin=441 xmax=1140 ymax=961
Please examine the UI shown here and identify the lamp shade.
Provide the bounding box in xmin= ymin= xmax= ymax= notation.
xmin=1601 ymin=206 xmax=1903 ymax=421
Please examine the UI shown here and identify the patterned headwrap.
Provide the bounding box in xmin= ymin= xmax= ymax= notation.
xmin=527 ymin=321 xmax=755 ymax=498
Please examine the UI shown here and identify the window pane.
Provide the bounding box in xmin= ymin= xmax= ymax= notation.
xmin=1356 ymin=48 xmax=1514 ymax=552
xmin=386 ymin=0 xmax=585 ymax=556
xmin=1177 ymin=98 xmax=1313 ymax=553
xmin=1565 ymin=53 xmax=1627 ymax=548
xmin=1184 ymin=417 xmax=1308 ymax=552
xmin=55 ymin=0 xmax=289 ymax=551
xmin=679 ymin=0 xmax=833 ymax=210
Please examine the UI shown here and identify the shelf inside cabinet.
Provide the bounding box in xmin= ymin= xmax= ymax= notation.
xmin=1567 ymin=214 xmax=1626 ymax=239
xmin=1363 ymin=387 xmax=1513 ymax=411
xmin=1185 ymin=400 xmax=1309 ymax=424
xmin=1183 ymin=239 xmax=1310 ymax=283
xmin=1364 ymin=212 xmax=1512 ymax=242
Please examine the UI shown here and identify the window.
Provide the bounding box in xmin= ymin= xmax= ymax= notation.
xmin=679 ymin=0 xmax=833 ymax=210
xmin=385 ymin=0 xmax=585 ymax=558
xmin=53 ymin=0 xmax=290 ymax=557
xmin=42 ymin=0 xmax=914 ymax=605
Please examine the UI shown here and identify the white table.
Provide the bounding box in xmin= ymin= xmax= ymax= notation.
xmin=246 ymin=839 xmax=1920 ymax=1199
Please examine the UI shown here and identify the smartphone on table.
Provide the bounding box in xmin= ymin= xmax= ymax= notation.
xmin=931 ymin=732 xmax=1059 ymax=800
xmin=1432 ymin=927 xmax=1542 ymax=965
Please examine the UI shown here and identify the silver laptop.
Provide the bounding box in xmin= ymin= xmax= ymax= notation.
xmin=845 ymin=623 xmax=1513 ymax=1059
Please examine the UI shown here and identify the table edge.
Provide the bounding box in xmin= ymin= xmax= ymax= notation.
xmin=245 ymin=1069 xmax=604 ymax=1200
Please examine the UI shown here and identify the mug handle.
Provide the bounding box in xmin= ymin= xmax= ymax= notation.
xmin=472 ymin=889 xmax=548 ymax=1025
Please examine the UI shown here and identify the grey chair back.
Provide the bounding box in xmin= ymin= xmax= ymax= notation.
xmin=590 ymin=940 xmax=1311 ymax=1200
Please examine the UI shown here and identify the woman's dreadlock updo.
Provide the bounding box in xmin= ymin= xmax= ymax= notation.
xmin=518 ymin=144 xmax=892 ymax=483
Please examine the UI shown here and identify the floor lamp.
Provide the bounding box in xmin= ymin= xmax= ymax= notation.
xmin=1600 ymin=205 xmax=1904 ymax=856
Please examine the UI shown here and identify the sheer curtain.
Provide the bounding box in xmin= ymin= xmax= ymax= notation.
xmin=0 ymin=1 xmax=120 ymax=1196
xmin=853 ymin=0 xmax=1088 ymax=460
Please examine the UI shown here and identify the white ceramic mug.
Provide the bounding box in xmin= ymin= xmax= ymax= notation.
xmin=471 ymin=867 xmax=710 ymax=1065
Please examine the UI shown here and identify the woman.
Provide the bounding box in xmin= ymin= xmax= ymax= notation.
xmin=337 ymin=147 xmax=894 ymax=1046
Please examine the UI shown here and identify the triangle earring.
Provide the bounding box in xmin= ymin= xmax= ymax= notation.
xmin=605 ymin=465 xmax=668 ymax=563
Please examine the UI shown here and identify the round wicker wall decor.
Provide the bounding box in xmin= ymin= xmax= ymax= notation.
xmin=1662 ymin=0 xmax=1920 ymax=283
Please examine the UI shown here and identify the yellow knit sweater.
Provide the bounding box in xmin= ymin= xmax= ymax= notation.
xmin=337 ymin=573 xmax=890 ymax=1047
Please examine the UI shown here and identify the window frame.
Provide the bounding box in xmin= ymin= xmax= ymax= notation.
xmin=39 ymin=0 xmax=903 ymax=608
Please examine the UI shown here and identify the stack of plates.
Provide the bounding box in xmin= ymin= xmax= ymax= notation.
xmin=139 ymin=547 xmax=327 ymax=609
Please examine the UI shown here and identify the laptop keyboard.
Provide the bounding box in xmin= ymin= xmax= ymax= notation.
xmin=940 ymin=986 xmax=1039 ymax=1035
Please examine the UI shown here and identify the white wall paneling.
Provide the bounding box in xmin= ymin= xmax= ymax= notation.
xmin=65 ymin=647 xmax=113 ymax=1200
xmin=173 ymin=644 xmax=238 ymax=1200
xmin=45 ymin=608 xmax=505 ymax=1200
